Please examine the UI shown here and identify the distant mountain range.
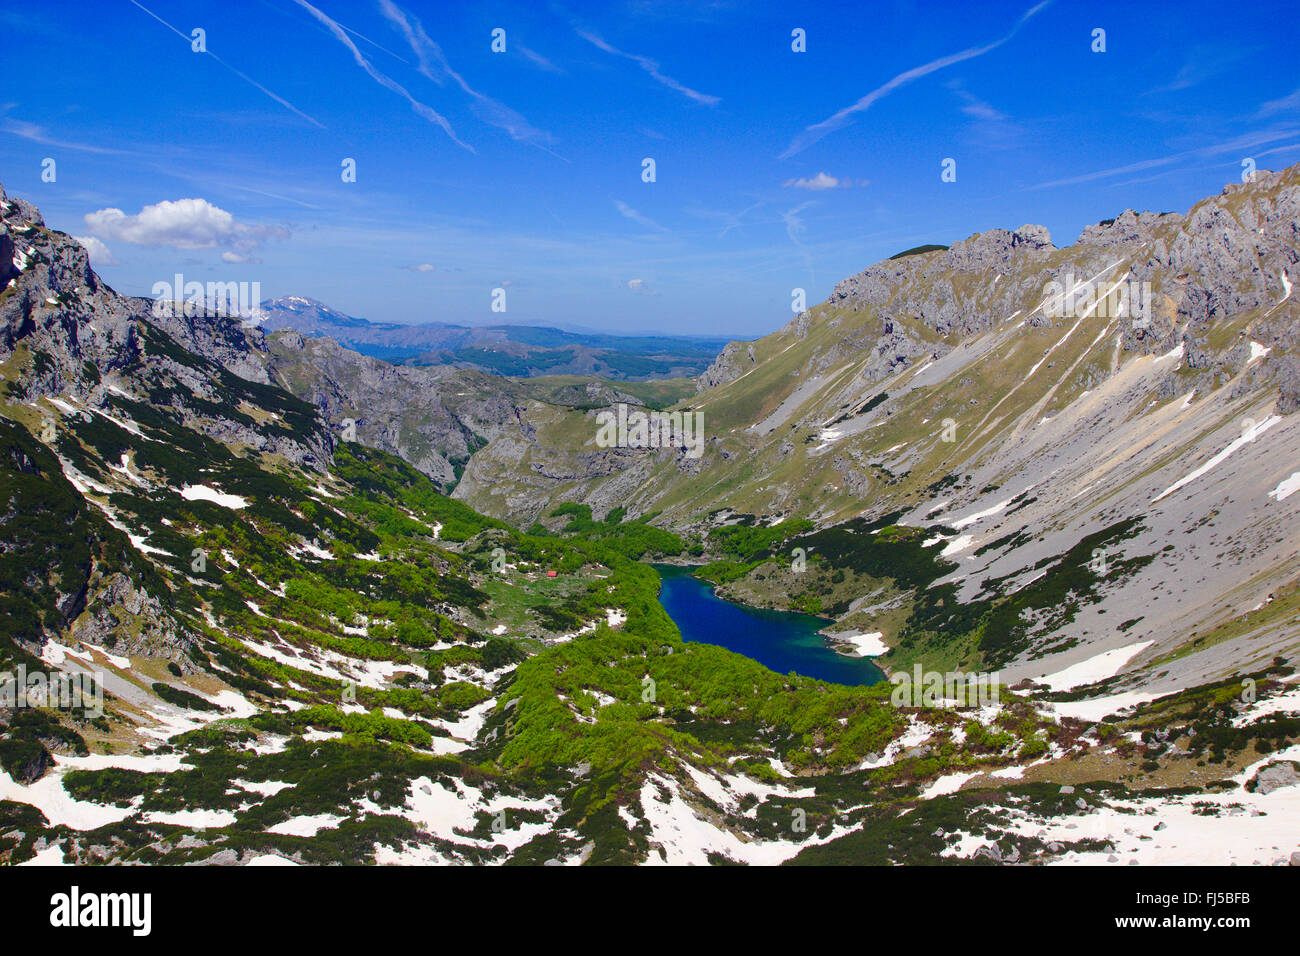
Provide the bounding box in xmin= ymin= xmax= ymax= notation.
xmin=254 ymin=295 xmax=728 ymax=380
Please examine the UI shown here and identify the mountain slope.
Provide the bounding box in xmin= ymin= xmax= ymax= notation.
xmin=3 ymin=180 xmax=1299 ymax=868
xmin=454 ymin=165 xmax=1300 ymax=693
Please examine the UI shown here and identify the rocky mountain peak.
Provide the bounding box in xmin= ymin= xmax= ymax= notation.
xmin=0 ymin=183 xmax=334 ymax=471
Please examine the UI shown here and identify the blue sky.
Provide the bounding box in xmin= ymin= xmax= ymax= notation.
xmin=2 ymin=0 xmax=1297 ymax=336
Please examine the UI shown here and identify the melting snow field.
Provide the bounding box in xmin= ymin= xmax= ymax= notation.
xmin=1152 ymin=415 xmax=1280 ymax=503
xmin=1267 ymin=470 xmax=1300 ymax=503
xmin=0 ymin=768 xmax=134 ymax=831
xmin=1035 ymin=641 xmax=1154 ymax=692
xmin=268 ymin=813 xmax=345 ymax=837
xmin=829 ymin=631 xmax=888 ymax=656
xmin=1049 ymin=691 xmax=1165 ymax=723
xmin=919 ymin=771 xmax=982 ymax=800
xmin=639 ymin=772 xmax=850 ymax=866
xmin=951 ymin=498 xmax=1014 ymax=531
xmin=179 ymin=484 xmax=248 ymax=509
xmin=1034 ymin=745 xmax=1300 ymax=866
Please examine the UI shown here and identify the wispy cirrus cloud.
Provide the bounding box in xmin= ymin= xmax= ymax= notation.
xmin=1144 ymin=48 xmax=1243 ymax=98
xmin=686 ymin=199 xmax=764 ymax=239
xmin=614 ymin=199 xmax=668 ymax=233
xmin=1 ymin=118 xmax=133 ymax=155
xmin=577 ymin=29 xmax=720 ymax=106
xmin=782 ymin=200 xmax=817 ymax=281
xmin=518 ymin=44 xmax=563 ymax=74
xmin=779 ymin=0 xmax=1049 ymax=159
xmin=948 ymin=82 xmax=1008 ymax=122
xmin=128 ymin=0 xmax=324 ymax=129
xmin=947 ymin=80 xmax=1023 ymax=149
xmin=378 ymin=0 xmax=559 ymax=155
xmin=1028 ymin=127 xmax=1300 ymax=190
xmin=1256 ymin=87 xmax=1300 ymax=119
xmin=782 ymin=201 xmax=815 ymax=243
xmin=291 ymin=0 xmax=471 ymax=151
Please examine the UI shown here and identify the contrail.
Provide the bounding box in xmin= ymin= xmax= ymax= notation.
xmin=127 ymin=0 xmax=326 ymax=128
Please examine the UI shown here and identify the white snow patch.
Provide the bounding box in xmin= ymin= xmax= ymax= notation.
xmin=1029 ymin=744 xmax=1300 ymax=866
xmin=0 ymin=769 xmax=133 ymax=831
xmin=639 ymin=773 xmax=849 ymax=866
xmin=940 ymin=534 xmax=975 ymax=557
xmin=18 ymin=845 xmax=69 ymax=866
xmin=1152 ymin=415 xmax=1281 ymax=503
xmin=1050 ymin=691 xmax=1165 ymax=723
xmin=143 ymin=808 xmax=236 ymax=829
xmin=234 ymin=779 xmax=295 ymax=797
xmin=1267 ymin=470 xmax=1300 ymax=503
xmin=951 ymin=497 xmax=1015 ymax=530
xmin=919 ymin=771 xmax=981 ymax=800
xmin=268 ymin=813 xmax=344 ymax=837
xmin=1036 ymin=641 xmax=1153 ymax=692
xmin=179 ymin=484 xmax=247 ymax=509
xmin=830 ymin=631 xmax=888 ymax=656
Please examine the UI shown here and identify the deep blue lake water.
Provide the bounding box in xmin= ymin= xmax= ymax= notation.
xmin=651 ymin=564 xmax=883 ymax=687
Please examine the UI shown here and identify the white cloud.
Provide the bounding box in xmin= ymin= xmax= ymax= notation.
xmin=72 ymin=235 xmax=120 ymax=266
xmin=377 ymin=0 xmax=559 ymax=158
xmin=1029 ymin=127 xmax=1300 ymax=190
xmin=83 ymin=198 xmax=288 ymax=253
xmin=404 ymin=263 xmax=436 ymax=272
xmin=377 ymin=1 xmax=557 ymax=156
xmin=221 ymin=251 xmax=261 ymax=264
xmin=783 ymin=172 xmax=860 ymax=190
xmin=627 ymin=278 xmax=659 ymax=296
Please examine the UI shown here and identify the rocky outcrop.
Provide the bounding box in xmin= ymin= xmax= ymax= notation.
xmin=697 ymin=340 xmax=756 ymax=392
xmin=1248 ymin=760 xmax=1300 ymax=795
xmin=826 ymin=224 xmax=1058 ymax=339
xmin=265 ymin=331 xmax=530 ymax=488
xmin=146 ymin=299 xmax=271 ymax=384
xmin=71 ymin=571 xmax=199 ymax=669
